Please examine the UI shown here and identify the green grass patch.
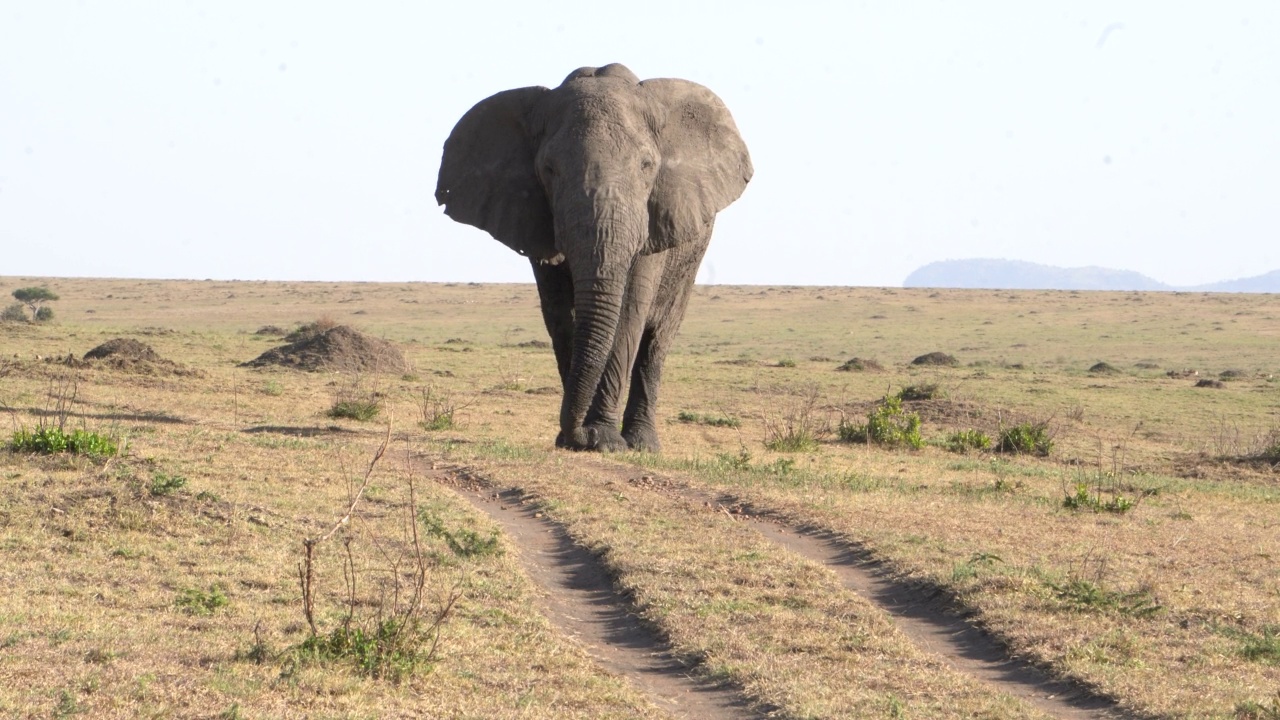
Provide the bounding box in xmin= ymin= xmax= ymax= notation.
xmin=1046 ymin=578 xmax=1161 ymax=618
xmin=149 ymin=473 xmax=188 ymax=497
xmin=419 ymin=509 xmax=503 ymax=559
xmin=676 ymin=410 xmax=742 ymax=428
xmin=175 ymin=585 xmax=229 ymax=615
xmin=9 ymin=427 xmax=118 ymax=457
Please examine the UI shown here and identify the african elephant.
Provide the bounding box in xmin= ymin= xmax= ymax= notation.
xmin=436 ymin=63 xmax=752 ymax=452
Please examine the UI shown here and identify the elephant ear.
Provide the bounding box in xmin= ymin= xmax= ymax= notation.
xmin=641 ymin=78 xmax=753 ymax=252
xmin=435 ymin=86 xmax=558 ymax=261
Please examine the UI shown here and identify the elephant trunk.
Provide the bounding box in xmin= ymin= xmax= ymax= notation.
xmin=559 ymin=279 xmax=624 ymax=446
xmin=556 ymin=194 xmax=645 ymax=449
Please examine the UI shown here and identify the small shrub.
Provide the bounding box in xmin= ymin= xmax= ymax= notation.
xmin=329 ymin=399 xmax=380 ymax=421
xmin=837 ymin=420 xmax=869 ymax=444
xmin=945 ymin=429 xmax=991 ymax=453
xmin=763 ymin=387 xmax=825 ymax=452
xmin=34 ymin=306 xmax=54 ymax=323
xmin=899 ymin=383 xmax=939 ymax=401
xmin=296 ymin=618 xmax=437 ymax=682
xmin=260 ymin=380 xmax=284 ymax=396
xmin=715 ymin=449 xmax=754 ymax=470
xmin=841 ymin=393 xmax=923 ymax=449
xmin=1062 ymin=482 xmax=1136 ymax=514
xmin=176 ymin=585 xmax=229 ymax=615
xmin=765 ymin=427 xmax=819 ymax=452
xmin=419 ymin=384 xmax=470 ymax=431
xmin=775 ymin=358 xmax=796 ymax=368
xmin=10 ymin=427 xmax=118 ymax=458
xmin=0 ymin=303 xmax=27 ymax=323
xmin=149 ymin=473 xmax=188 ymax=497
xmin=328 ymin=371 xmax=382 ymax=421
xmin=997 ymin=422 xmax=1053 ymax=456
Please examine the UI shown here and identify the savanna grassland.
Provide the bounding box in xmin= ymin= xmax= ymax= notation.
xmin=1 ymin=277 xmax=1277 ymax=719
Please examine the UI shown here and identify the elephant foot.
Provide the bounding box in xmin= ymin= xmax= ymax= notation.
xmin=555 ymin=424 xmax=629 ymax=453
xmin=623 ymin=425 xmax=661 ymax=453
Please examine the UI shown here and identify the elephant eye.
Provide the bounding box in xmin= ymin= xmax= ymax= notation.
xmin=542 ymin=163 xmax=556 ymax=177
xmin=641 ymin=158 xmax=655 ymax=171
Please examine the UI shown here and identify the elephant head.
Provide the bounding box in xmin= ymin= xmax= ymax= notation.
xmin=436 ymin=64 xmax=752 ymax=450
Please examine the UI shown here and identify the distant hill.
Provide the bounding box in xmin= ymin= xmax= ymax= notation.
xmin=903 ymin=259 xmax=1280 ymax=293
xmin=1195 ymin=269 xmax=1280 ymax=293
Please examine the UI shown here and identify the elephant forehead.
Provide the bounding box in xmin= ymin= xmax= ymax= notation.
xmin=546 ymin=83 xmax=653 ymax=130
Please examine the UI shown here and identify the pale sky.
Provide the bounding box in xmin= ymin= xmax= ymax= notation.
xmin=2 ymin=2 xmax=1277 ymax=287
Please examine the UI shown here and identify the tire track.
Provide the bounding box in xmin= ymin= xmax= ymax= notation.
xmin=627 ymin=470 xmax=1135 ymax=719
xmin=436 ymin=461 xmax=1133 ymax=719
xmin=434 ymin=469 xmax=763 ymax=720
xmin=736 ymin=508 xmax=1131 ymax=720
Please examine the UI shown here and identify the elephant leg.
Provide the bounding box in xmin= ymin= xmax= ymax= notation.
xmin=621 ymin=227 xmax=712 ymax=452
xmin=582 ymin=254 xmax=663 ymax=452
xmin=530 ymin=259 xmax=574 ymax=392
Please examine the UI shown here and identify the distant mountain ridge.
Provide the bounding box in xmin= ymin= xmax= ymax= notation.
xmin=904 ymin=259 xmax=1280 ymax=293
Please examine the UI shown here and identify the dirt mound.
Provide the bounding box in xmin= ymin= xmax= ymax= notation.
xmin=1088 ymin=361 xmax=1120 ymax=375
xmin=836 ymin=357 xmax=883 ymax=372
xmin=243 ymin=325 xmax=409 ymax=374
xmin=61 ymin=338 xmax=204 ymax=377
xmin=911 ymin=352 xmax=959 ymax=367
xmin=1195 ymin=378 xmax=1225 ymax=389
xmin=84 ymin=338 xmax=162 ymax=362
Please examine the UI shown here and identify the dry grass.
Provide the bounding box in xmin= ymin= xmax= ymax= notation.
xmin=1 ymin=276 xmax=1277 ymax=718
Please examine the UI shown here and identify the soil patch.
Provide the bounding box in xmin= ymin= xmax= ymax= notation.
xmin=242 ymin=325 xmax=409 ymax=374
xmin=912 ymin=351 xmax=960 ymax=367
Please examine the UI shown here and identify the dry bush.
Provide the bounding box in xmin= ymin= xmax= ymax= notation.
xmin=763 ymin=385 xmax=828 ymax=452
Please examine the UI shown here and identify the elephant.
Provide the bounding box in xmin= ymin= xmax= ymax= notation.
xmin=436 ymin=63 xmax=752 ymax=452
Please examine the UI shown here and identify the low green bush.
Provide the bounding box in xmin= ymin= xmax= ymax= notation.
xmin=997 ymin=422 xmax=1053 ymax=456
xmin=944 ymin=429 xmax=991 ymax=453
xmin=839 ymin=393 xmax=923 ymax=449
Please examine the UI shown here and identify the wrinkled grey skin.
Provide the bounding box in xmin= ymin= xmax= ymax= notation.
xmin=436 ymin=64 xmax=752 ymax=452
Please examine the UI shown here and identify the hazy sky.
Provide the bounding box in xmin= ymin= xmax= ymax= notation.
xmin=2 ymin=2 xmax=1277 ymax=287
